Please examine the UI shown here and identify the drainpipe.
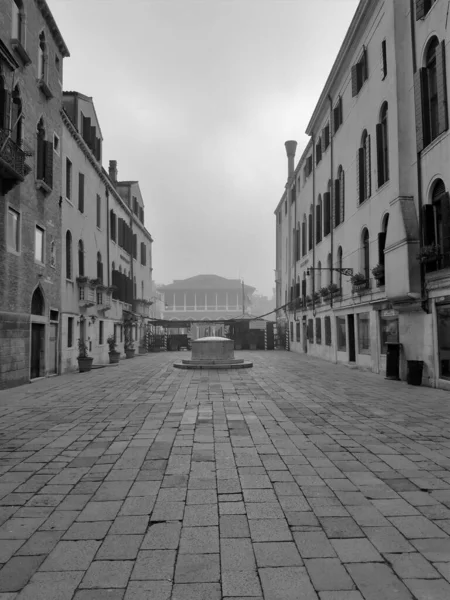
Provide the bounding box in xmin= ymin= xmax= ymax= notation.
xmin=409 ymin=0 xmax=427 ymax=311
xmin=312 ymin=133 xmax=316 ymax=316
xmin=106 ymin=188 xmax=110 ymax=288
xmin=285 ymin=141 xmax=298 ymax=326
xmin=328 ymin=95 xmax=334 ymax=309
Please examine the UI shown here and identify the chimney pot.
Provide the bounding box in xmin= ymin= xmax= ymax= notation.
xmin=109 ymin=160 xmax=118 ymax=184
xmin=284 ymin=140 xmax=297 ymax=180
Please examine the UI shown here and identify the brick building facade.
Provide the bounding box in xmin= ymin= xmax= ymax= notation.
xmin=0 ymin=0 xmax=69 ymax=388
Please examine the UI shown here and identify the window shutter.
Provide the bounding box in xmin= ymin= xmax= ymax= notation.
xmin=324 ymin=193 xmax=330 ymax=236
xmin=351 ymin=65 xmax=359 ymax=97
xmin=376 ymin=123 xmax=384 ymax=187
xmin=358 ymin=148 xmax=365 ymax=204
xmin=133 ymin=233 xmax=137 ymax=259
xmin=414 ymin=69 xmax=428 ymax=152
xmin=416 ymin=0 xmax=425 ymax=20
xmin=37 ymin=135 xmax=45 ymax=180
xmin=90 ymin=126 xmax=96 ymax=151
xmin=321 ymin=131 xmax=326 ymax=153
xmin=366 ymin=135 xmax=371 ymax=198
xmin=423 ymin=204 xmax=436 ymax=246
xmin=363 ymin=47 xmax=368 ymax=81
xmin=378 ymin=232 xmax=386 ymax=266
xmin=78 ymin=173 xmax=84 ymax=212
xmin=436 ymin=41 xmax=449 ymax=136
xmin=380 ymin=40 xmax=387 ymax=80
xmin=118 ymin=218 xmax=123 ymax=247
xmin=302 ymin=279 xmax=306 ymax=297
xmin=339 ymin=97 xmax=343 ymax=125
xmin=44 ymin=140 xmax=53 ymax=188
xmin=0 ymin=89 xmax=11 ymax=130
xmin=295 ymin=282 xmax=300 ymax=298
xmin=340 ymin=171 xmax=345 ymax=223
xmin=82 ymin=116 xmax=90 ymax=142
xmin=440 ymin=193 xmax=450 ymax=257
xmin=334 ymin=179 xmax=340 ymax=227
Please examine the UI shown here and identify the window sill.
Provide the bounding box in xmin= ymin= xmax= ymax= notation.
xmin=66 ymin=198 xmax=73 ymax=206
xmin=377 ymin=179 xmax=390 ymax=193
xmin=37 ymin=78 xmax=54 ymax=99
xmin=421 ymin=129 xmax=450 ymax=157
xmin=11 ymin=38 xmax=31 ymax=66
xmin=35 ymin=260 xmax=45 ymax=267
xmin=66 ymin=278 xmax=74 ymax=284
xmin=6 ymin=246 xmax=20 ymax=256
xmin=36 ymin=179 xmax=52 ymax=194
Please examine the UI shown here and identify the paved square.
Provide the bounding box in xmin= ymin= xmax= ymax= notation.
xmin=1 ymin=351 xmax=450 ymax=598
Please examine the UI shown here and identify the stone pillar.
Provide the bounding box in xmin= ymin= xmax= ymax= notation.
xmin=194 ymin=293 xmax=197 ymax=311
xmin=264 ymin=326 xmax=267 ymax=350
xmin=184 ymin=293 xmax=186 ymax=311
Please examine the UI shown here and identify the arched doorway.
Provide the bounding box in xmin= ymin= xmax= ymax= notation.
xmin=30 ymin=287 xmax=46 ymax=379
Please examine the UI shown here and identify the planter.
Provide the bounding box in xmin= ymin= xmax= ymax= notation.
xmin=125 ymin=349 xmax=135 ymax=359
xmin=375 ymin=277 xmax=385 ymax=287
xmin=150 ymin=346 xmax=161 ymax=352
xmin=77 ymin=356 xmax=93 ymax=372
xmin=108 ymin=351 xmax=121 ymax=364
xmin=353 ymin=281 xmax=368 ymax=293
xmin=249 ymin=343 xmax=257 ymax=350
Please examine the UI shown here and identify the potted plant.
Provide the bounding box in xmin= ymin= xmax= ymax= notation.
xmin=124 ymin=331 xmax=135 ymax=359
xmin=313 ymin=291 xmax=321 ymax=303
xmin=372 ymin=264 xmax=385 ymax=286
xmin=351 ymin=272 xmax=368 ymax=293
xmin=319 ymin=286 xmax=330 ymax=302
xmin=305 ymin=294 xmax=313 ymax=306
xmin=76 ymin=275 xmax=88 ymax=284
xmin=77 ymin=338 xmax=93 ymax=372
xmin=328 ymin=282 xmax=341 ymax=296
xmin=107 ymin=334 xmax=121 ymax=364
xmin=417 ymin=243 xmax=440 ymax=263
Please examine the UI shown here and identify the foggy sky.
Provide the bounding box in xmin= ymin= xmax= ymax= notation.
xmin=49 ymin=0 xmax=359 ymax=297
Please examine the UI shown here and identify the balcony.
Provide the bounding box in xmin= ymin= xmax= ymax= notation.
xmin=0 ymin=128 xmax=28 ymax=190
xmin=133 ymin=299 xmax=152 ymax=317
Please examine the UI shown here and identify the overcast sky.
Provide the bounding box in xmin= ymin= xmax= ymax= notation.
xmin=49 ymin=0 xmax=359 ymax=297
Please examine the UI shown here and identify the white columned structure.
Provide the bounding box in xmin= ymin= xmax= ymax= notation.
xmin=184 ymin=293 xmax=186 ymax=311
xmin=194 ymin=293 xmax=197 ymax=311
xmin=226 ymin=292 xmax=228 ymax=311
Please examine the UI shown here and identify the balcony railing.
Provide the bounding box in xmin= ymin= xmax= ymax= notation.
xmin=0 ymin=128 xmax=28 ymax=183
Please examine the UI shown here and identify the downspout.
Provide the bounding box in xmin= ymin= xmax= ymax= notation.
xmin=409 ymin=0 xmax=427 ymax=310
xmin=312 ymin=133 xmax=316 ymax=316
xmin=106 ymin=188 xmax=110 ymax=287
xmin=285 ymin=141 xmax=298 ymax=331
xmin=328 ymin=95 xmax=334 ymax=309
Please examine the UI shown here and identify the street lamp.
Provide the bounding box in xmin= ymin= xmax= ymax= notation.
xmin=306 ymin=267 xmax=354 ymax=277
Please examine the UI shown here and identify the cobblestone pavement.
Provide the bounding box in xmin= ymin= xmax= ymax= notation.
xmin=1 ymin=351 xmax=450 ymax=599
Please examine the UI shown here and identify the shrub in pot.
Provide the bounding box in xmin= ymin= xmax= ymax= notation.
xmin=107 ymin=334 xmax=120 ymax=364
xmin=124 ymin=332 xmax=135 ymax=359
xmin=77 ymin=339 xmax=93 ymax=372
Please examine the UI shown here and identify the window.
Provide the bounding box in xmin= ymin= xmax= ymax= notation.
xmin=78 ymin=172 xmax=84 ymax=212
xmin=78 ymin=240 xmax=84 ymax=276
xmin=36 ymin=119 xmax=53 ymax=187
xmin=141 ymin=242 xmax=147 ymax=265
xmin=290 ymin=322 xmax=294 ymax=342
xmin=436 ymin=305 xmax=450 ymax=378
xmin=307 ymin=319 xmax=314 ymax=342
xmin=97 ymin=291 xmax=103 ymax=305
xmin=308 ymin=208 xmax=313 ymax=251
xmin=362 ymin=228 xmax=370 ymax=281
xmin=325 ymin=316 xmax=332 ymax=346
xmin=377 ymin=214 xmax=388 ymax=285
xmin=65 ymin=158 xmax=72 ymax=200
xmin=53 ymin=133 xmax=59 ymax=154
xmin=336 ymin=316 xmax=347 ymax=351
xmin=358 ymin=313 xmax=370 ymax=353
xmin=11 ymin=87 xmax=22 ymax=146
xmin=7 ymin=207 xmax=20 ymax=252
xmin=326 ymin=253 xmax=332 ymax=286
xmin=11 ymin=0 xmax=25 ymax=44
xmin=0 ymin=77 xmax=8 ymax=130
xmin=333 ymin=97 xmax=343 ymax=134
xmin=31 ymin=287 xmax=44 ymax=315
xmin=316 ymin=261 xmax=322 ymax=291
xmin=416 ymin=0 xmax=438 ymax=20
xmin=95 ymin=194 xmax=101 ymax=228
xmin=284 ymin=200 xmax=287 ymax=214
xmin=322 ymin=124 xmax=330 ymax=151
xmin=352 ymin=47 xmax=368 ymax=96
xmin=381 ymin=40 xmax=387 ymax=80
xmin=334 ymin=166 xmax=345 ymax=227
xmin=139 ymin=206 xmax=144 ymax=223
xmin=422 ymin=179 xmax=450 ymax=270
xmin=99 ymin=321 xmax=104 ymax=345
xmin=358 ymin=130 xmax=371 ymax=204
xmin=133 ymin=196 xmax=138 ymax=215
xmin=315 ymin=318 xmax=322 ymax=344
xmin=68 ymin=317 xmax=74 ymax=348
xmin=302 ymin=216 xmax=307 ymax=256
xmin=66 ymin=231 xmax=72 ymax=279
xmin=380 ymin=315 xmax=398 ymax=355
xmin=37 ymin=32 xmax=46 ymax=80
xmin=415 ymin=37 xmax=448 ymax=151
xmin=377 ymin=103 xmax=389 ymax=187
xmin=110 ymin=210 xmax=116 ymax=241
xmin=296 ymin=322 xmax=300 ymax=342
xmin=316 ymin=196 xmax=322 ymax=244
xmin=133 ymin=276 xmax=137 ymax=299
xmin=316 ymin=137 xmax=322 ymax=165
xmin=337 ymin=246 xmax=343 ymax=290
xmin=97 ymin=252 xmax=103 ymax=282
xmin=324 ymin=187 xmax=331 ymax=236
xmin=35 ymin=226 xmax=44 ymax=263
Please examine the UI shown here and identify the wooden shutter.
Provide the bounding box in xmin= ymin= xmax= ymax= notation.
xmin=366 ymin=135 xmax=371 ymax=198
xmin=351 ymin=65 xmax=359 ymax=97
xmin=324 ymin=193 xmax=330 ymax=236
xmin=78 ymin=173 xmax=84 ymax=212
xmin=90 ymin=126 xmax=96 ymax=151
xmin=358 ymin=148 xmax=364 ymax=204
xmin=82 ymin=116 xmax=90 ymax=143
xmin=118 ymin=218 xmax=123 ymax=247
xmin=110 ymin=210 xmax=115 ymax=241
xmin=440 ymin=193 xmax=450 ymax=257
xmin=37 ymin=135 xmax=45 ymax=180
xmin=339 ymin=97 xmax=343 ymax=125
xmin=340 ymin=171 xmax=345 ymax=223
xmin=302 ymin=222 xmax=306 ymax=255
xmin=301 ymin=279 xmax=306 ymax=297
xmin=1 ymin=90 xmax=11 ymax=130
xmin=414 ymin=69 xmax=428 ymax=152
xmin=381 ymin=40 xmax=387 ymax=80
xmin=334 ymin=179 xmax=340 ymax=227
xmin=321 ymin=131 xmax=326 ymax=152
xmin=133 ymin=233 xmax=137 ymax=259
xmin=416 ymin=0 xmax=425 ymax=20
xmin=44 ymin=140 xmax=53 ymax=188
xmin=295 ymin=282 xmax=300 ymax=298
xmin=437 ymin=41 xmax=448 ymax=136
xmin=376 ymin=123 xmax=384 ymax=187
xmin=363 ymin=47 xmax=368 ymax=81
xmin=378 ymin=232 xmax=386 ymax=266
xmin=422 ymin=204 xmax=436 ymax=245
xmin=96 ymin=195 xmax=101 ymax=228
xmin=316 ymin=205 xmax=321 ymax=243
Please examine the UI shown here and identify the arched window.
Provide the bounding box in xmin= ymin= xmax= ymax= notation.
xmin=316 ymin=261 xmax=322 ymax=290
xmin=362 ymin=229 xmax=370 ymax=281
xmin=426 ymin=38 xmax=440 ymax=142
xmin=97 ymin=251 xmax=103 ymax=282
xmin=302 ymin=215 xmax=307 ymax=256
xmin=423 ymin=179 xmax=450 ymax=270
xmin=11 ymin=87 xmax=22 ymax=146
xmin=377 ymin=103 xmax=389 ymax=186
xmin=36 ymin=118 xmax=45 ymax=180
xmin=324 ymin=182 xmax=331 ymax=236
xmin=327 ymin=253 xmax=332 ymax=286
xmin=379 ymin=214 xmax=389 ymax=267
xmin=65 ymin=231 xmax=72 ymax=280
xmin=12 ymin=1 xmax=25 ymax=44
xmin=358 ymin=130 xmax=371 ymax=204
xmin=38 ymin=32 xmax=46 ymax=80
xmin=78 ymin=240 xmax=84 ymax=276
xmin=316 ymin=196 xmax=322 ymax=244
xmin=308 ymin=206 xmax=313 ymax=251
xmin=31 ymin=287 xmax=45 ymax=315
xmin=337 ymin=246 xmax=343 ymax=290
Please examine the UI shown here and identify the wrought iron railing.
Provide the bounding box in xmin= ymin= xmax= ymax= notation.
xmin=0 ymin=128 xmax=27 ymax=180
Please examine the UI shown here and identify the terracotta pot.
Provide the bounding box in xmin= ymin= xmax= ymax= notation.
xmin=125 ymin=349 xmax=135 ymax=359
xmin=108 ymin=351 xmax=121 ymax=364
xmin=77 ymin=356 xmax=93 ymax=372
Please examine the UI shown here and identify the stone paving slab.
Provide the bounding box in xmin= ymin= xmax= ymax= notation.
xmin=1 ymin=351 xmax=450 ymax=598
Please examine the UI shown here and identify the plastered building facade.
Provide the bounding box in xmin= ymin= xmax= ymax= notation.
xmin=275 ymin=0 xmax=450 ymax=389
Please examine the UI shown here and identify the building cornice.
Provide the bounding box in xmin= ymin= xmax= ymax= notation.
xmin=61 ymin=109 xmax=153 ymax=243
xmin=305 ymin=0 xmax=376 ymax=134
xmin=36 ymin=0 xmax=70 ymax=57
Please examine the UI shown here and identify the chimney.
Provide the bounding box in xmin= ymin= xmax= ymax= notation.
xmin=284 ymin=140 xmax=297 ymax=180
xmin=109 ymin=160 xmax=118 ymax=184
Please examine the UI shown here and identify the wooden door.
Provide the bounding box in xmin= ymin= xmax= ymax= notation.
xmin=30 ymin=324 xmax=45 ymax=379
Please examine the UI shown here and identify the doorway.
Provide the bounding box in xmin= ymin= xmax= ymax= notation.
xmin=48 ymin=322 xmax=58 ymax=375
xmin=30 ymin=323 xmax=45 ymax=379
xmin=348 ymin=315 xmax=356 ymax=362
